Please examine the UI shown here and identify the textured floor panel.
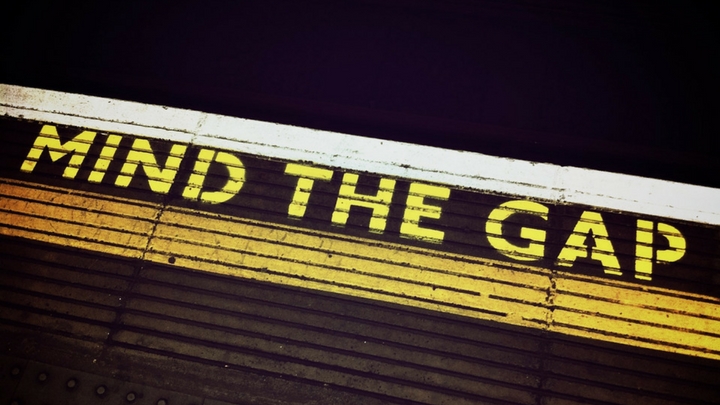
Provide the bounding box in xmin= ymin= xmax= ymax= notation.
xmin=1 ymin=236 xmax=719 ymax=404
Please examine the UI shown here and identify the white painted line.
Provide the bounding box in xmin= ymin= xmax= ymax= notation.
xmin=1 ymin=106 xmax=195 ymax=144
xmin=2 ymin=83 xmax=720 ymax=225
xmin=0 ymin=84 xmax=204 ymax=133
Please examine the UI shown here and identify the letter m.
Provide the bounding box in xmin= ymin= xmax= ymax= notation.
xmin=21 ymin=125 xmax=96 ymax=179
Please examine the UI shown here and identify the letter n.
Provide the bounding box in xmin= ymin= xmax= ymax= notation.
xmin=115 ymin=139 xmax=187 ymax=194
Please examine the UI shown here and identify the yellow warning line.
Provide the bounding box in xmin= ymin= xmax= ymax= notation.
xmin=148 ymin=216 xmax=550 ymax=324
xmin=0 ymin=180 xmax=158 ymax=258
xmin=1 ymin=177 xmax=719 ymax=360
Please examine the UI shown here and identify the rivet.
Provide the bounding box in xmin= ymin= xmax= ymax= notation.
xmin=67 ymin=378 xmax=78 ymax=389
xmin=96 ymin=385 xmax=107 ymax=396
xmin=37 ymin=372 xmax=48 ymax=382
xmin=168 ymin=256 xmax=176 ymax=264
xmin=126 ymin=392 xmax=137 ymax=402
xmin=10 ymin=366 xmax=21 ymax=376
xmin=157 ymin=399 xmax=168 ymax=405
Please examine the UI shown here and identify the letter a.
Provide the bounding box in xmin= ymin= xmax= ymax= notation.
xmin=556 ymin=211 xmax=622 ymax=275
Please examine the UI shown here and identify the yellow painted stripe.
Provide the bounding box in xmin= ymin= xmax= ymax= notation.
xmin=0 ymin=180 xmax=159 ymax=258
xmin=147 ymin=216 xmax=549 ymax=325
xmin=1 ymin=177 xmax=719 ymax=360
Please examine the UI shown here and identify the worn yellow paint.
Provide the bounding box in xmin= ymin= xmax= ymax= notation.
xmin=399 ymin=183 xmax=450 ymax=244
xmin=556 ymin=211 xmax=622 ymax=276
xmin=148 ymin=209 xmax=550 ymax=324
xmin=20 ymin=125 xmax=96 ymax=180
xmin=182 ymin=149 xmax=246 ymax=204
xmin=88 ymin=134 xmax=123 ymax=183
xmin=331 ymin=173 xmax=396 ymax=234
xmin=115 ymin=138 xmax=187 ymax=194
xmin=554 ymin=294 xmax=719 ymax=342
xmin=284 ymin=163 xmax=334 ymax=218
xmin=656 ymin=222 xmax=687 ymax=264
xmin=552 ymin=310 xmax=720 ymax=352
xmin=555 ymin=276 xmax=720 ymax=319
xmin=634 ymin=220 xmax=687 ymax=281
xmin=635 ymin=219 xmax=654 ymax=280
xmin=0 ymin=179 xmax=159 ymax=258
xmin=1 ymin=177 xmax=718 ymax=360
xmin=486 ymin=200 xmax=548 ymax=262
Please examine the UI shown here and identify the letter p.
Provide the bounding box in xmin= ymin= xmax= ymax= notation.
xmin=635 ymin=220 xmax=686 ymax=281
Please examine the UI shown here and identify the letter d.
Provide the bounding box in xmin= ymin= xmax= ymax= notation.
xmin=182 ymin=149 xmax=245 ymax=204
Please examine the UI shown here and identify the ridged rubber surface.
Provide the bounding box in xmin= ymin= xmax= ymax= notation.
xmin=1 ymin=236 xmax=719 ymax=404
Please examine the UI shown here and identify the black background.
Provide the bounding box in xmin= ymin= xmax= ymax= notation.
xmin=2 ymin=0 xmax=719 ymax=187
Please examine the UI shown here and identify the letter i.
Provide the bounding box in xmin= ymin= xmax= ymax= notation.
xmin=88 ymin=134 xmax=122 ymax=183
